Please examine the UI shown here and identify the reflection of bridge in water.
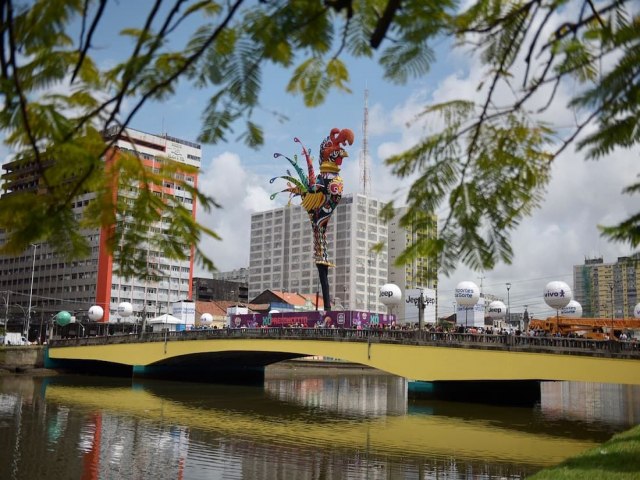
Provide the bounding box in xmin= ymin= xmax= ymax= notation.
xmin=42 ymin=377 xmax=600 ymax=467
xmin=46 ymin=328 xmax=640 ymax=388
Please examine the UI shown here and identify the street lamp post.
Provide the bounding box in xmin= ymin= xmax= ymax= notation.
xmin=26 ymin=244 xmax=39 ymax=337
xmin=13 ymin=304 xmax=29 ymax=334
xmin=506 ymin=282 xmax=511 ymax=330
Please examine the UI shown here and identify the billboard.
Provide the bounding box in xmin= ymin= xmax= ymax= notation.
xmin=172 ymin=301 xmax=196 ymax=327
xmin=404 ymin=288 xmax=436 ymax=324
xmin=456 ymin=297 xmax=485 ymax=328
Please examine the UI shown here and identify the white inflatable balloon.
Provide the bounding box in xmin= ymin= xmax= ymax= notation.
xmin=379 ymin=283 xmax=402 ymax=306
xmin=87 ymin=305 xmax=104 ymax=321
xmin=560 ymin=300 xmax=582 ymax=318
xmin=634 ymin=303 xmax=640 ymax=319
xmin=200 ymin=313 xmax=213 ymax=323
xmin=543 ymin=281 xmax=572 ymax=309
xmin=454 ymin=281 xmax=480 ymax=307
xmin=487 ymin=300 xmax=507 ymax=319
xmin=117 ymin=301 xmax=133 ymax=318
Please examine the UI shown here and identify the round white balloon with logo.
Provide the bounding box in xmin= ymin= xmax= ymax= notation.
xmin=88 ymin=305 xmax=104 ymax=321
xmin=634 ymin=303 xmax=640 ymax=319
xmin=454 ymin=281 xmax=480 ymax=307
xmin=487 ymin=300 xmax=506 ymax=319
xmin=117 ymin=301 xmax=133 ymax=318
xmin=200 ymin=313 xmax=213 ymax=323
xmin=560 ymin=300 xmax=582 ymax=318
xmin=543 ymin=281 xmax=572 ymax=309
xmin=379 ymin=283 xmax=402 ymax=306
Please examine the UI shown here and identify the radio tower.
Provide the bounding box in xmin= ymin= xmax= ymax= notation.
xmin=359 ymin=88 xmax=371 ymax=197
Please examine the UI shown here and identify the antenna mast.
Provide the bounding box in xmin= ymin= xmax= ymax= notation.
xmin=359 ymin=88 xmax=371 ymax=197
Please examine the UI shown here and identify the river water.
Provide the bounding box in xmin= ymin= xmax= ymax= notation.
xmin=0 ymin=365 xmax=638 ymax=480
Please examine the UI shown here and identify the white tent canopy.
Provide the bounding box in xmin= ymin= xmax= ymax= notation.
xmin=149 ymin=313 xmax=183 ymax=324
xmin=148 ymin=313 xmax=185 ymax=332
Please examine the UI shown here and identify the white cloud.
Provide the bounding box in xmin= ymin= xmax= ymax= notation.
xmin=196 ymin=151 xmax=275 ymax=273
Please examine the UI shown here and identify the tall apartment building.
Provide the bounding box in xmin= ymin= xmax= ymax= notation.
xmin=248 ymin=194 xmax=389 ymax=312
xmin=573 ymin=254 xmax=639 ymax=318
xmin=0 ymin=127 xmax=200 ymax=328
xmin=387 ymin=207 xmax=438 ymax=322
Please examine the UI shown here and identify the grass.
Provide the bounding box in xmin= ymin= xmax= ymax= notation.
xmin=527 ymin=424 xmax=640 ymax=479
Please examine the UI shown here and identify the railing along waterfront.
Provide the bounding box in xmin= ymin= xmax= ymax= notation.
xmin=48 ymin=328 xmax=640 ymax=359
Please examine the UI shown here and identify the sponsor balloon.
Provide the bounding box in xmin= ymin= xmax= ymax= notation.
xmin=379 ymin=284 xmax=402 ymax=306
xmin=543 ymin=281 xmax=572 ymax=309
xmin=200 ymin=313 xmax=213 ymax=323
xmin=487 ymin=300 xmax=506 ymax=319
xmin=56 ymin=311 xmax=72 ymax=327
xmin=454 ymin=281 xmax=480 ymax=307
xmin=560 ymin=300 xmax=582 ymax=318
xmin=87 ymin=305 xmax=104 ymax=322
xmin=634 ymin=303 xmax=640 ymax=319
xmin=117 ymin=302 xmax=133 ymax=318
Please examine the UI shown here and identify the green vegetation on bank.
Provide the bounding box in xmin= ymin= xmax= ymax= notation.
xmin=528 ymin=425 xmax=640 ymax=479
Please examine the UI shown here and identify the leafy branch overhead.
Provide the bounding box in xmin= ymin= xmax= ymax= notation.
xmin=0 ymin=0 xmax=637 ymax=279
xmin=385 ymin=0 xmax=639 ymax=276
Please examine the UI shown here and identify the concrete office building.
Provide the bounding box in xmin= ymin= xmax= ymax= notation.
xmin=573 ymin=254 xmax=639 ymax=318
xmin=248 ymin=194 xmax=388 ymax=312
xmin=387 ymin=207 xmax=438 ymax=323
xmin=192 ymin=277 xmax=248 ymax=304
xmin=0 ymin=127 xmax=200 ymax=328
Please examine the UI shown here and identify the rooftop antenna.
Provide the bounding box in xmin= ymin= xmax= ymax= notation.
xmin=359 ymin=88 xmax=371 ymax=197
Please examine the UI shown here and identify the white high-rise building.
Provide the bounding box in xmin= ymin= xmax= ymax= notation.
xmin=248 ymin=194 xmax=388 ymax=312
xmin=388 ymin=207 xmax=438 ymax=323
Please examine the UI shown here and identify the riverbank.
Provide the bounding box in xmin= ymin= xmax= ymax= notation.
xmin=527 ymin=424 xmax=640 ymax=479
xmin=0 ymin=345 xmax=45 ymax=374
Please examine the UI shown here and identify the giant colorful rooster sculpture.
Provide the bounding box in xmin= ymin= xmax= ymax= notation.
xmin=270 ymin=127 xmax=355 ymax=310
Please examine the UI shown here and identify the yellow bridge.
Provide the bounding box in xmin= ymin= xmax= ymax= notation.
xmin=46 ymin=328 xmax=640 ymax=386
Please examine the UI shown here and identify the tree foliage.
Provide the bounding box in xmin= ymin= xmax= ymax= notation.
xmin=384 ymin=0 xmax=639 ymax=276
xmin=0 ymin=0 xmax=637 ymax=279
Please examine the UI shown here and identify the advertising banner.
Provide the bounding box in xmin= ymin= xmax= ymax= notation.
xmin=404 ymin=288 xmax=436 ymax=324
xmin=230 ymin=311 xmax=396 ymax=329
xmin=456 ymin=297 xmax=485 ymax=328
xmin=172 ymin=301 xmax=196 ymax=327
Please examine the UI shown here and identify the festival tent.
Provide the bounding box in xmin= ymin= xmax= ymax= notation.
xmin=148 ymin=313 xmax=184 ymax=332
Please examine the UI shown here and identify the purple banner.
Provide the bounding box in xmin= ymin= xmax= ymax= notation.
xmin=230 ymin=311 xmax=396 ymax=329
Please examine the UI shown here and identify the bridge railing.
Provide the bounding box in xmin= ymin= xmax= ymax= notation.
xmin=48 ymin=327 xmax=640 ymax=358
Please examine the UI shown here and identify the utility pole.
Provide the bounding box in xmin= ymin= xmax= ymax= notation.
xmin=477 ymin=275 xmax=485 ymax=294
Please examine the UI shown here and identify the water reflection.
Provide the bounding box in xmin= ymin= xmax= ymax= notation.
xmin=0 ymin=371 xmax=638 ymax=480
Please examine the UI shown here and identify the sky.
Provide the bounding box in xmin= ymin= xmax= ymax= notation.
xmin=2 ymin=1 xmax=638 ymax=319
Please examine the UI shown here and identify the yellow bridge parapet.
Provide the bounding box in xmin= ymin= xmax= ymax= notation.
xmin=47 ymin=329 xmax=640 ymax=385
